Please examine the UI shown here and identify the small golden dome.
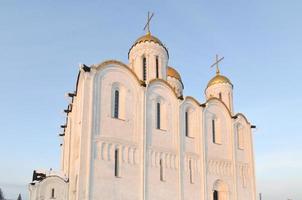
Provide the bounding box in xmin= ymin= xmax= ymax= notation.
xmin=207 ymin=74 xmax=233 ymax=88
xmin=134 ymin=33 xmax=164 ymax=46
xmin=128 ymin=33 xmax=169 ymax=57
xmin=167 ymin=66 xmax=182 ymax=81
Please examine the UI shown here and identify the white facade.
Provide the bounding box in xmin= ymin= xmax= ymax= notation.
xmin=29 ymin=32 xmax=256 ymax=200
xmin=29 ymin=171 xmax=68 ymax=200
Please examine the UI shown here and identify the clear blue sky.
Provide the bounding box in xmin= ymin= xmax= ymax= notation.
xmin=0 ymin=0 xmax=301 ymax=199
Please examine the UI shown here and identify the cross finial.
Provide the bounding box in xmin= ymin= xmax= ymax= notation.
xmin=210 ymin=54 xmax=224 ymax=75
xmin=143 ymin=12 xmax=154 ymax=35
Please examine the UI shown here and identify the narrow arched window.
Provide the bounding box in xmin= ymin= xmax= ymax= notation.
xmin=51 ymin=188 xmax=55 ymax=198
xmin=212 ymin=118 xmax=222 ymax=144
xmin=219 ymin=92 xmax=222 ymax=100
xmin=156 ymin=56 xmax=159 ymax=78
xmin=156 ymin=102 xmax=161 ymax=129
xmin=213 ymin=190 xmax=218 ymax=200
xmin=160 ymin=159 xmax=164 ymax=181
xmin=185 ymin=111 xmax=189 ymax=137
xmin=114 ymin=148 xmax=120 ymax=177
xmin=212 ymin=119 xmax=216 ymax=143
xmin=114 ymin=90 xmax=119 ymax=118
xmin=143 ymin=56 xmax=147 ymax=81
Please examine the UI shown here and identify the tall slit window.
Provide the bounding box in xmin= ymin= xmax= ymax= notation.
xmin=156 ymin=56 xmax=159 ymax=78
xmin=185 ymin=111 xmax=189 ymax=137
xmin=219 ymin=92 xmax=222 ymax=100
xmin=114 ymin=149 xmax=120 ymax=177
xmin=160 ymin=159 xmax=164 ymax=181
xmin=143 ymin=56 xmax=147 ymax=81
xmin=113 ymin=90 xmax=119 ymax=118
xmin=213 ymin=190 xmax=218 ymax=200
xmin=51 ymin=188 xmax=55 ymax=199
xmin=212 ymin=119 xmax=216 ymax=143
xmin=156 ymin=102 xmax=161 ymax=129
xmin=212 ymin=118 xmax=222 ymax=144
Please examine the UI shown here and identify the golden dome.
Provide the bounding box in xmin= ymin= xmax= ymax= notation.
xmin=134 ymin=33 xmax=164 ymax=46
xmin=167 ymin=66 xmax=182 ymax=81
xmin=128 ymin=33 xmax=169 ymax=57
xmin=207 ymin=74 xmax=233 ymax=88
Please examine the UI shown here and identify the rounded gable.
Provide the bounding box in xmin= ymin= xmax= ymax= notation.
xmin=234 ymin=113 xmax=251 ymax=125
xmin=92 ymin=60 xmax=143 ymax=86
xmin=204 ymin=97 xmax=233 ymax=119
xmin=148 ymin=79 xmax=180 ymax=99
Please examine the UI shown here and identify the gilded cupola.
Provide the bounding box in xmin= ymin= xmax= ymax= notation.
xmin=167 ymin=66 xmax=183 ymax=97
xmin=207 ymin=74 xmax=233 ymax=89
xmin=128 ymin=32 xmax=169 ymax=58
xmin=205 ymin=55 xmax=234 ymax=112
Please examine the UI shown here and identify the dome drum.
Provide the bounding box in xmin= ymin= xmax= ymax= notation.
xmin=128 ymin=33 xmax=169 ymax=82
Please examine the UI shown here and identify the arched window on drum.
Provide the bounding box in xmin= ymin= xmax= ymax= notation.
xmin=142 ymin=56 xmax=147 ymax=81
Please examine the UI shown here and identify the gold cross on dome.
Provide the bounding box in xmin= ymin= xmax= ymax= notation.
xmin=210 ymin=54 xmax=224 ymax=75
xmin=143 ymin=12 xmax=154 ymax=34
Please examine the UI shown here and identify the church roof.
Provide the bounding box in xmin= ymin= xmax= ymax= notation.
xmin=207 ymin=74 xmax=233 ymax=88
xmin=128 ymin=33 xmax=169 ymax=57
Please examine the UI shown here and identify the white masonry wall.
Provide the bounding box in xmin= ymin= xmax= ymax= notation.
xmin=30 ymin=41 xmax=256 ymax=200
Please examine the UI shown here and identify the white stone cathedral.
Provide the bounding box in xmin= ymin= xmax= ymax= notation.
xmin=28 ymin=29 xmax=257 ymax=200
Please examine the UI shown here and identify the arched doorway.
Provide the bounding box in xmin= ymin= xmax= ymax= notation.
xmin=213 ymin=180 xmax=229 ymax=200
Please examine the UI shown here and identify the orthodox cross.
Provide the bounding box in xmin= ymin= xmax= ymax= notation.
xmin=143 ymin=12 xmax=154 ymax=34
xmin=210 ymin=54 xmax=224 ymax=75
